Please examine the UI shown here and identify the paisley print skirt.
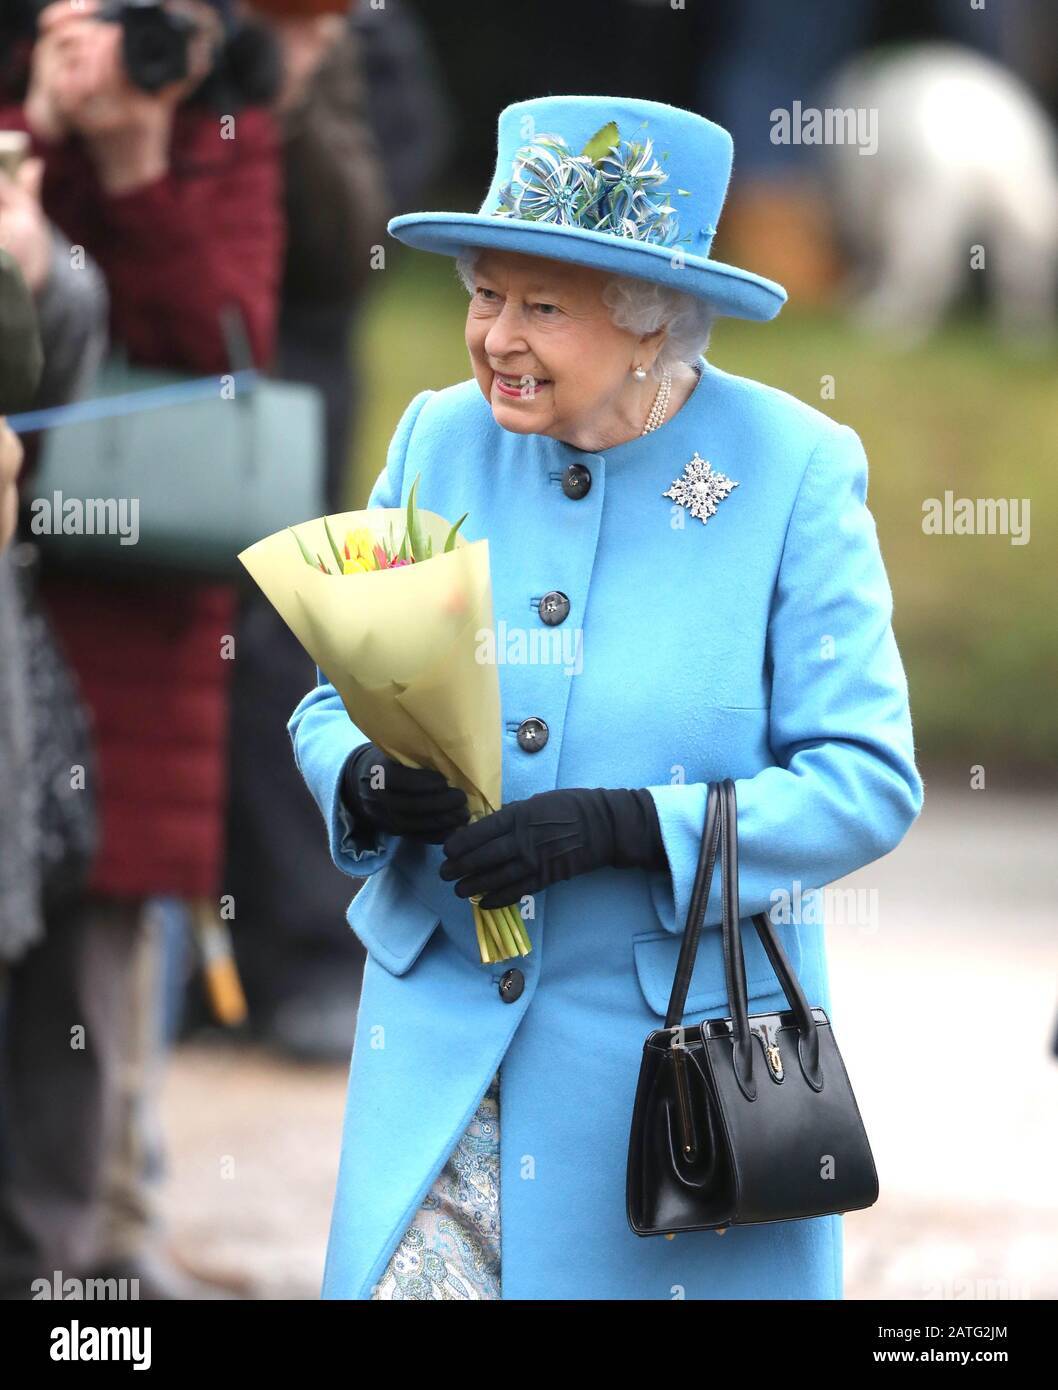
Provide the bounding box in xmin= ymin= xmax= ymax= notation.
xmin=371 ymin=1070 xmax=501 ymax=1300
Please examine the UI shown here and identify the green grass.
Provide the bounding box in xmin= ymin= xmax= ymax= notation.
xmin=348 ymin=253 xmax=1058 ymax=771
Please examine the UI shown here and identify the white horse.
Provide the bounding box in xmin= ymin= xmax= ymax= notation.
xmin=822 ymin=41 xmax=1058 ymax=345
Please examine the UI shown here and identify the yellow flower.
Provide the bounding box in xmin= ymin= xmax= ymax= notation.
xmin=342 ymin=528 xmax=377 ymax=573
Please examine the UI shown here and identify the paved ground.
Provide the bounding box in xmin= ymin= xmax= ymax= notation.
xmin=830 ymin=777 xmax=1058 ymax=1302
xmin=159 ymin=779 xmax=1058 ymax=1300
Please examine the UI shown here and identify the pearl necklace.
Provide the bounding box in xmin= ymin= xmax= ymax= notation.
xmin=641 ymin=368 xmax=672 ymax=435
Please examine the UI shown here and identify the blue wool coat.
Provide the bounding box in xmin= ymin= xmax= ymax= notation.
xmin=289 ymin=355 xmax=923 ymax=1301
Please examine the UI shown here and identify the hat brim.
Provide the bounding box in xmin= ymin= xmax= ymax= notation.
xmin=387 ymin=212 xmax=787 ymax=323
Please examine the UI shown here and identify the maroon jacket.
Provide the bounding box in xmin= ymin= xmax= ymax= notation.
xmin=3 ymin=103 xmax=284 ymax=897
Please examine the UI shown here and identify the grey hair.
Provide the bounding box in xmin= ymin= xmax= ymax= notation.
xmin=455 ymin=250 xmax=714 ymax=380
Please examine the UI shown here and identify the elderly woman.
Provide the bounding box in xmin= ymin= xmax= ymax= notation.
xmin=290 ymin=95 xmax=923 ymax=1301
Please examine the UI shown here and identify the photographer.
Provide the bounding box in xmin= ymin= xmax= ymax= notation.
xmin=6 ymin=0 xmax=282 ymax=368
xmin=0 ymin=0 xmax=284 ymax=1297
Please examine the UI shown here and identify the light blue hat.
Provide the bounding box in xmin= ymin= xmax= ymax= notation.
xmin=387 ymin=94 xmax=787 ymax=323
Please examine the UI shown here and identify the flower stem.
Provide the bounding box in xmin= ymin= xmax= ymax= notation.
xmin=502 ymin=903 xmax=532 ymax=955
xmin=473 ymin=908 xmax=489 ymax=963
xmin=465 ymin=807 xmax=534 ymax=963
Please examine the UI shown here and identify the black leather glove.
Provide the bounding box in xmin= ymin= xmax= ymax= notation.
xmin=341 ymin=741 xmax=470 ymax=843
xmin=439 ymin=786 xmax=667 ymax=909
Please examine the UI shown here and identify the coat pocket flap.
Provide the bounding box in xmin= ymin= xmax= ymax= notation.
xmin=346 ymin=865 xmax=441 ymax=976
xmin=632 ymin=916 xmax=803 ymax=1018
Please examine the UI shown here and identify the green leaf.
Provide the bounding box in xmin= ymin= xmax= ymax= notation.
xmin=290 ymin=527 xmax=317 ymax=569
xmin=323 ymin=515 xmax=345 ymax=569
xmin=443 ymin=511 xmax=469 ymax=552
xmin=425 ymin=534 xmax=433 ymax=558
xmin=315 ymin=551 xmax=332 ymax=575
xmin=405 ymin=472 xmax=429 ymax=562
xmin=581 ymin=120 xmax=619 ymax=165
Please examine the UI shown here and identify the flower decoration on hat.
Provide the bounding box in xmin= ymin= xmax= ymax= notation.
xmin=493 ymin=119 xmax=692 ymax=248
xmin=494 ymin=134 xmax=606 ymax=229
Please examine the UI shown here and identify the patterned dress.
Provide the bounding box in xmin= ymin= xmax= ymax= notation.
xmin=371 ymin=1071 xmax=501 ymax=1300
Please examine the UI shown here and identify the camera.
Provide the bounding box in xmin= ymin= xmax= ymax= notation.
xmin=97 ymin=0 xmax=199 ymax=94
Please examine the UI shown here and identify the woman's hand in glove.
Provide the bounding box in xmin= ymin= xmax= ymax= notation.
xmin=341 ymin=742 xmax=470 ymax=843
xmin=438 ymin=786 xmax=667 ymax=910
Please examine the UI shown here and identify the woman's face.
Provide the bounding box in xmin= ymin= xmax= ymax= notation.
xmin=465 ymin=249 xmax=664 ymax=448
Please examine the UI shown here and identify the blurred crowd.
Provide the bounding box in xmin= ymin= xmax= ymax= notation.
xmin=0 ymin=0 xmax=452 ymax=1298
xmin=0 ymin=0 xmax=1055 ymax=1303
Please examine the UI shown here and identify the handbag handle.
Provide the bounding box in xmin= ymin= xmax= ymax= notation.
xmin=663 ymin=779 xmax=821 ymax=1092
xmin=664 ymin=782 xmax=721 ymax=1028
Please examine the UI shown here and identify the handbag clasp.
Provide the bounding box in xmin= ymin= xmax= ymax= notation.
xmin=753 ymin=1022 xmax=784 ymax=1081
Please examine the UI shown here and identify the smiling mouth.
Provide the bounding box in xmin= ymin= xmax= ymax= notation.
xmin=493 ymin=372 xmax=551 ymax=395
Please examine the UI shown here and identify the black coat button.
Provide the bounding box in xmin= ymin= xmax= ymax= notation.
xmin=499 ymin=968 xmax=524 ymax=1003
xmin=516 ymin=717 xmax=548 ymax=752
xmin=562 ymin=463 xmax=591 ymax=499
xmin=538 ymin=590 xmax=570 ymax=626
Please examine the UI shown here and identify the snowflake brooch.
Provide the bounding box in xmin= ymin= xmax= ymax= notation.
xmin=662 ymin=452 xmax=739 ymax=525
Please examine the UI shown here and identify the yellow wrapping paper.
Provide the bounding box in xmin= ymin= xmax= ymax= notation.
xmin=238 ymin=508 xmax=531 ymax=963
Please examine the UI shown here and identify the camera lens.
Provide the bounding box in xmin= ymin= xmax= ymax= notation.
xmin=121 ymin=2 xmax=193 ymax=93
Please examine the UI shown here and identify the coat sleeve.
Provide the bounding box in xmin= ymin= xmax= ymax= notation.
xmin=287 ymin=388 xmax=434 ymax=878
xmin=644 ymin=421 xmax=924 ymax=934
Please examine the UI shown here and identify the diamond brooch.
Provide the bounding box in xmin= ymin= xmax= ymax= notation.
xmin=662 ymin=451 xmax=738 ymax=524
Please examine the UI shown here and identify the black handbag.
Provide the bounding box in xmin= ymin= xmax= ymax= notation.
xmin=626 ymin=778 xmax=879 ymax=1236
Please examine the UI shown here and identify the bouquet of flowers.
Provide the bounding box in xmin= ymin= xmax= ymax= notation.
xmin=238 ymin=476 xmax=531 ymax=964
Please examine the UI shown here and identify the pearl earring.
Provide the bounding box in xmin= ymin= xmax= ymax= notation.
xmin=633 ymin=366 xmax=647 ymax=380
